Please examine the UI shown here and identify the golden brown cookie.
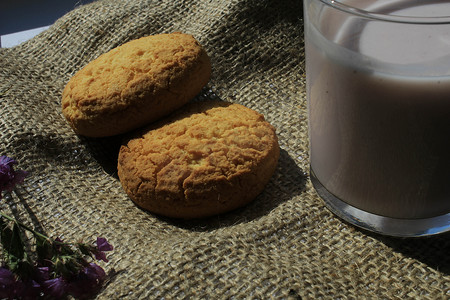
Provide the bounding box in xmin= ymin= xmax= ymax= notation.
xmin=61 ymin=32 xmax=211 ymax=137
xmin=117 ymin=101 xmax=280 ymax=218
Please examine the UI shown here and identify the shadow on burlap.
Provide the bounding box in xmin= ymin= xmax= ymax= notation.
xmin=0 ymin=0 xmax=449 ymax=298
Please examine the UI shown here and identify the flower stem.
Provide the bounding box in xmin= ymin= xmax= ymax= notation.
xmin=0 ymin=211 xmax=50 ymax=242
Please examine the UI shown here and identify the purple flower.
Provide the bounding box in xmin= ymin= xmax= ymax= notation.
xmin=0 ymin=267 xmax=15 ymax=285
xmin=0 ymin=155 xmax=28 ymax=198
xmin=0 ymin=267 xmax=18 ymax=299
xmin=15 ymin=279 xmax=41 ymax=300
xmin=0 ymin=268 xmax=42 ymax=300
xmin=93 ymin=237 xmax=113 ymax=262
xmin=84 ymin=263 xmax=106 ymax=282
xmin=67 ymin=263 xmax=107 ymax=299
xmin=43 ymin=277 xmax=67 ymax=298
xmin=36 ymin=266 xmax=50 ymax=282
xmin=96 ymin=237 xmax=113 ymax=252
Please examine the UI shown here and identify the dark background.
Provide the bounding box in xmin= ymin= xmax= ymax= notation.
xmin=0 ymin=0 xmax=96 ymax=35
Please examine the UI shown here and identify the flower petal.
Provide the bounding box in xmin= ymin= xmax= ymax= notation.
xmin=0 ymin=267 xmax=16 ymax=285
xmin=36 ymin=266 xmax=50 ymax=282
xmin=67 ymin=263 xmax=106 ymax=299
xmin=0 ymin=155 xmax=28 ymax=194
xmin=96 ymin=237 xmax=113 ymax=252
xmin=43 ymin=277 xmax=67 ymax=298
xmin=94 ymin=250 xmax=109 ymax=263
xmin=84 ymin=263 xmax=106 ymax=282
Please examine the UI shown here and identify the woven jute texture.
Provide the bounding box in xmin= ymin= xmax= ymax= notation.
xmin=1 ymin=0 xmax=449 ymax=298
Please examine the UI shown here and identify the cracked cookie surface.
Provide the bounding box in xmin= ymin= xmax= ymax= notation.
xmin=117 ymin=100 xmax=280 ymax=218
xmin=61 ymin=32 xmax=211 ymax=137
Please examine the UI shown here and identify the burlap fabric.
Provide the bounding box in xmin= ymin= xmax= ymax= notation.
xmin=1 ymin=0 xmax=449 ymax=298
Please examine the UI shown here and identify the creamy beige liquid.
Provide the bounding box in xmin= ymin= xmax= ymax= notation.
xmin=307 ymin=1 xmax=450 ymax=218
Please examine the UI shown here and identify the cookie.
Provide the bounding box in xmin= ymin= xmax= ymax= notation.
xmin=117 ymin=101 xmax=280 ymax=218
xmin=61 ymin=32 xmax=211 ymax=137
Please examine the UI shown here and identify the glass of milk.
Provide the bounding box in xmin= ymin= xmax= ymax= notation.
xmin=304 ymin=0 xmax=450 ymax=237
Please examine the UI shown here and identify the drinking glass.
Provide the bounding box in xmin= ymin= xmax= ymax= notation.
xmin=304 ymin=0 xmax=450 ymax=237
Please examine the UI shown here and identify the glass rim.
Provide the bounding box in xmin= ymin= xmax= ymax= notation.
xmin=319 ymin=0 xmax=450 ymax=24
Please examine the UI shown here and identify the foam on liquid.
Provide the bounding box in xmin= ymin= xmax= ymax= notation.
xmin=359 ymin=2 xmax=450 ymax=65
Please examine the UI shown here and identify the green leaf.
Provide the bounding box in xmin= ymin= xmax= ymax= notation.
xmin=77 ymin=242 xmax=93 ymax=257
xmin=35 ymin=235 xmax=53 ymax=262
xmin=11 ymin=223 xmax=25 ymax=260
xmin=0 ymin=223 xmax=17 ymax=271
xmin=0 ymin=221 xmax=25 ymax=261
xmin=1 ymin=222 xmax=14 ymax=254
xmin=16 ymin=259 xmax=34 ymax=281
